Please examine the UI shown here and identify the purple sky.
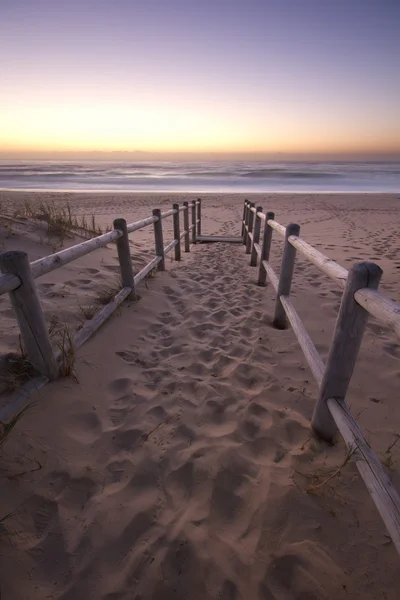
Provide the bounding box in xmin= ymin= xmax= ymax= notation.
xmin=1 ymin=0 xmax=399 ymax=156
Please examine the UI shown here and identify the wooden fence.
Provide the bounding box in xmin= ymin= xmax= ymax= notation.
xmin=0 ymin=199 xmax=202 ymax=383
xmin=1 ymin=196 xmax=400 ymax=555
xmin=242 ymin=200 xmax=400 ymax=555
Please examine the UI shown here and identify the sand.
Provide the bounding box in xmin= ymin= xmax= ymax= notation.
xmin=0 ymin=191 xmax=399 ymax=599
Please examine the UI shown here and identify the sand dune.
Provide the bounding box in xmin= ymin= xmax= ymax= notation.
xmin=0 ymin=192 xmax=399 ymax=599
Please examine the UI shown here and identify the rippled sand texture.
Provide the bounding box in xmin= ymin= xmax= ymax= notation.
xmin=0 ymin=192 xmax=399 ymax=599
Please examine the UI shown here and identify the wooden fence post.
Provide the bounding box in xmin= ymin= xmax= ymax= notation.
xmin=0 ymin=251 xmax=58 ymax=379
xmin=250 ymin=206 xmax=263 ymax=266
xmin=311 ymin=262 xmax=382 ymax=441
xmin=197 ymin=198 xmax=201 ymax=236
xmin=258 ymin=211 xmax=275 ymax=286
xmin=245 ymin=202 xmax=255 ymax=254
xmin=113 ymin=218 xmax=135 ymax=298
xmin=172 ymin=204 xmax=181 ymax=261
xmin=241 ymin=200 xmax=247 ymax=237
xmin=152 ymin=209 xmax=165 ymax=271
xmin=242 ymin=201 xmax=249 ymax=245
xmin=273 ymin=223 xmax=300 ymax=329
xmin=183 ymin=201 xmax=190 ymax=252
xmin=191 ymin=201 xmax=197 ymax=244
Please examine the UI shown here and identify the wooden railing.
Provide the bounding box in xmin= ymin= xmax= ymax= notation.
xmin=242 ymin=200 xmax=400 ymax=555
xmin=0 ymin=200 xmax=202 ymax=381
xmin=1 ymin=195 xmax=400 ymax=555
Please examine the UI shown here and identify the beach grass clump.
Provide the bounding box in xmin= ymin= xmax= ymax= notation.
xmin=0 ymin=401 xmax=37 ymax=450
xmin=56 ymin=325 xmax=76 ymax=379
xmin=381 ymin=433 xmax=400 ymax=469
xmin=94 ymin=280 xmax=122 ymax=306
xmin=49 ymin=320 xmax=77 ymax=380
xmin=78 ymin=301 xmax=99 ymax=322
xmin=12 ymin=199 xmax=109 ymax=245
xmin=305 ymin=443 xmax=358 ymax=495
xmin=0 ymin=342 xmax=37 ymax=395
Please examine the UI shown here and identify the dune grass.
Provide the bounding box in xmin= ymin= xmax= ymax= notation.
xmin=0 ymin=336 xmax=37 ymax=395
xmin=0 ymin=401 xmax=37 ymax=450
xmin=12 ymin=199 xmax=111 ymax=248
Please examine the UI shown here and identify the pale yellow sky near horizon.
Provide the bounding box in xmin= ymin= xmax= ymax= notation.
xmin=1 ymin=95 xmax=399 ymax=156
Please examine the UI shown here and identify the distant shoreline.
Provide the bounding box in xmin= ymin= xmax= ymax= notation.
xmin=1 ymin=188 xmax=399 ymax=194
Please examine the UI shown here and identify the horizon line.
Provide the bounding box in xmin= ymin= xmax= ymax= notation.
xmin=1 ymin=149 xmax=400 ymax=161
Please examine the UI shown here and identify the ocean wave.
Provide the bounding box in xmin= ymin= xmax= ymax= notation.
xmin=240 ymin=169 xmax=339 ymax=179
xmin=0 ymin=160 xmax=399 ymax=192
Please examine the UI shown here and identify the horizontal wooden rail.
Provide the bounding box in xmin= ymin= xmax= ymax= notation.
xmin=31 ymin=229 xmax=122 ymax=279
xmin=0 ymin=273 xmax=21 ymax=296
xmin=267 ymin=219 xmax=286 ymax=237
xmin=180 ymin=230 xmax=188 ymax=240
xmin=177 ymin=203 xmax=198 ymax=213
xmin=160 ymin=208 xmax=177 ymax=219
xmin=126 ymin=215 xmax=158 ymax=233
xmin=73 ymin=286 xmax=132 ymax=350
xmin=262 ymin=261 xmax=279 ymax=292
xmin=289 ymin=235 xmax=348 ymax=289
xmin=355 ymin=288 xmax=400 ymax=340
xmin=134 ymin=256 xmax=162 ymax=286
xmin=253 ymin=243 xmax=261 ymax=258
xmin=280 ymin=295 xmax=325 ymax=385
xmin=327 ymin=397 xmax=400 ymax=555
xmin=197 ymin=235 xmax=242 ymax=244
xmin=164 ymin=239 xmax=178 ymax=255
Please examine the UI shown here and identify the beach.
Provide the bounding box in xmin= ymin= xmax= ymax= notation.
xmin=0 ymin=191 xmax=400 ymax=599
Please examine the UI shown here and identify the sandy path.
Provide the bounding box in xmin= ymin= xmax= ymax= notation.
xmin=0 ymin=193 xmax=399 ymax=598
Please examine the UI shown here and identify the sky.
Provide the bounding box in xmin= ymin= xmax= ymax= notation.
xmin=1 ymin=0 xmax=399 ymax=159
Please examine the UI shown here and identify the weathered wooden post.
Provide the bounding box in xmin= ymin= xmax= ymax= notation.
xmin=273 ymin=223 xmax=300 ymax=329
xmin=191 ymin=201 xmax=197 ymax=244
xmin=172 ymin=204 xmax=181 ymax=261
xmin=250 ymin=206 xmax=263 ymax=266
xmin=113 ymin=218 xmax=135 ymax=298
xmin=258 ymin=211 xmax=275 ymax=286
xmin=183 ymin=201 xmax=190 ymax=252
xmin=242 ymin=201 xmax=249 ymax=245
xmin=0 ymin=251 xmax=58 ymax=379
xmin=311 ymin=262 xmax=382 ymax=441
xmin=152 ymin=209 xmax=165 ymax=271
xmin=241 ymin=200 xmax=247 ymax=237
xmin=245 ymin=202 xmax=255 ymax=254
xmin=197 ymin=198 xmax=201 ymax=236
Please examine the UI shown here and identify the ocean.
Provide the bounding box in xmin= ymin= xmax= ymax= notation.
xmin=0 ymin=160 xmax=399 ymax=193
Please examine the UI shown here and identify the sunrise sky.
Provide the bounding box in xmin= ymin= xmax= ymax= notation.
xmin=1 ymin=0 xmax=399 ymax=158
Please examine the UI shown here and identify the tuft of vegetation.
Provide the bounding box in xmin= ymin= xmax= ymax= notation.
xmin=382 ymin=433 xmax=400 ymax=470
xmin=49 ymin=322 xmax=77 ymax=380
xmin=0 ymin=401 xmax=37 ymax=450
xmin=0 ymin=510 xmax=18 ymax=525
xmin=12 ymin=199 xmax=111 ymax=248
xmin=56 ymin=325 xmax=76 ymax=378
xmin=48 ymin=317 xmax=77 ymax=380
xmin=305 ymin=443 xmax=358 ymax=495
xmin=78 ymin=301 xmax=98 ymax=322
xmin=0 ymin=337 xmax=37 ymax=395
xmin=94 ymin=280 xmax=122 ymax=306
xmin=292 ymin=443 xmax=359 ymax=499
